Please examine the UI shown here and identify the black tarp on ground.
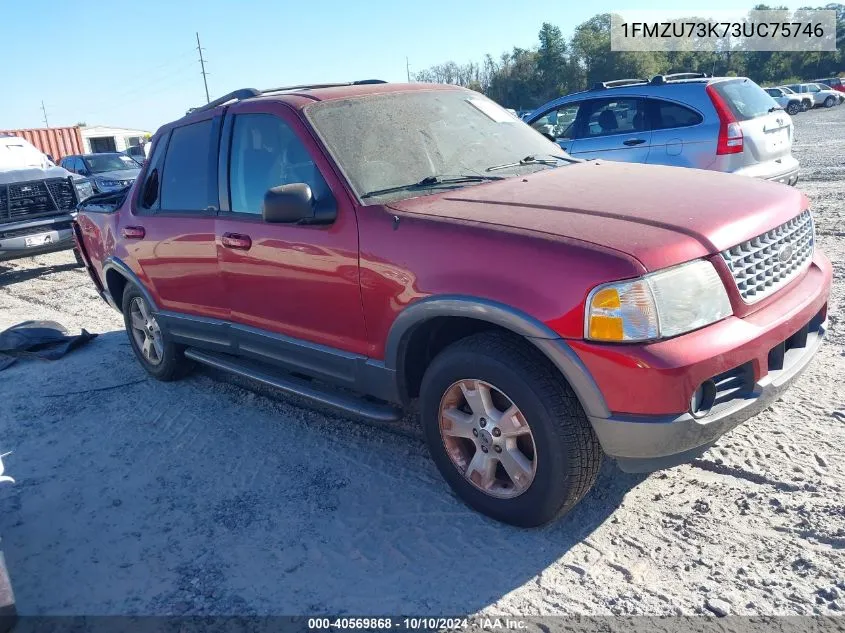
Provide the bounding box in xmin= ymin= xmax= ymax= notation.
xmin=0 ymin=321 xmax=97 ymax=371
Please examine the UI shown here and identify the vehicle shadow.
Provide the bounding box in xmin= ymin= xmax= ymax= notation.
xmin=0 ymin=330 xmax=648 ymax=615
xmin=0 ymin=262 xmax=81 ymax=287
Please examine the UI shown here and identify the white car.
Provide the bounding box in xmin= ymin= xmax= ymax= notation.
xmin=0 ymin=135 xmax=93 ymax=262
xmin=764 ymin=87 xmax=803 ymax=115
xmin=786 ymin=83 xmax=842 ymax=108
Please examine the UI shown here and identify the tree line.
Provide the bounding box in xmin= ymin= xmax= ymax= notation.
xmin=413 ymin=5 xmax=845 ymax=111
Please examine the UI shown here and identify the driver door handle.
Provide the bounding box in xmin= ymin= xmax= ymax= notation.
xmin=623 ymin=138 xmax=647 ymax=146
xmin=221 ymin=232 xmax=252 ymax=250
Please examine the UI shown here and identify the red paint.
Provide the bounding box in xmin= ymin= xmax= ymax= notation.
xmin=75 ymin=82 xmax=833 ymax=417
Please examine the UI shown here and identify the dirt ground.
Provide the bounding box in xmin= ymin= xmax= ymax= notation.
xmin=0 ymin=105 xmax=843 ymax=617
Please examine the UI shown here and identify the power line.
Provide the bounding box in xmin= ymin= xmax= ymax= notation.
xmin=197 ymin=32 xmax=210 ymax=104
xmin=41 ymin=100 xmax=49 ymax=127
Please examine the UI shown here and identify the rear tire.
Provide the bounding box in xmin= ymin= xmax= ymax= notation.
xmin=121 ymin=285 xmax=192 ymax=381
xmin=786 ymin=102 xmax=801 ymax=115
xmin=72 ymin=248 xmax=84 ymax=267
xmin=419 ymin=332 xmax=602 ymax=527
xmin=824 ymin=96 xmax=835 ymax=108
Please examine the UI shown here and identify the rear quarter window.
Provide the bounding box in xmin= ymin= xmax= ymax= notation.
xmin=650 ymin=100 xmax=703 ymax=129
xmin=711 ymin=79 xmax=776 ymax=121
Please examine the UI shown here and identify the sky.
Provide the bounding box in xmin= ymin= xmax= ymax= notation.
xmin=1 ymin=0 xmax=810 ymax=134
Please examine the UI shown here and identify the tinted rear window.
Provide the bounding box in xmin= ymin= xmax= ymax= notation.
xmin=650 ymin=100 xmax=703 ymax=129
xmin=160 ymin=120 xmax=215 ymax=212
xmin=713 ymin=79 xmax=777 ymax=121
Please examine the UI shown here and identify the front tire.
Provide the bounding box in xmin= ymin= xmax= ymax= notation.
xmin=121 ymin=285 xmax=192 ymax=381
xmin=786 ymin=102 xmax=801 ymax=115
xmin=824 ymin=96 xmax=835 ymax=108
xmin=419 ymin=332 xmax=602 ymax=527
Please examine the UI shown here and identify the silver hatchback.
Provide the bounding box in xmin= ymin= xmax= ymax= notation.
xmin=526 ymin=73 xmax=799 ymax=186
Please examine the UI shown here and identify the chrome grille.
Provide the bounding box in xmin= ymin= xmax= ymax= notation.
xmin=721 ymin=210 xmax=814 ymax=303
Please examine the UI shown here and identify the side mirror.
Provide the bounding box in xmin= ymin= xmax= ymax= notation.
xmin=263 ymin=183 xmax=314 ymax=223
xmin=263 ymin=183 xmax=336 ymax=225
xmin=78 ymin=168 xmax=89 ymax=176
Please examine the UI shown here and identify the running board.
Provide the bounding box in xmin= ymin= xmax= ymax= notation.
xmin=184 ymin=348 xmax=403 ymax=423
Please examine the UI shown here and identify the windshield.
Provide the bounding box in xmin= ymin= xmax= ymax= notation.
xmin=305 ymin=89 xmax=568 ymax=203
xmin=85 ymin=154 xmax=141 ymax=173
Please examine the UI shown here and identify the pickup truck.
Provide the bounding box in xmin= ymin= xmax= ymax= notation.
xmin=73 ymin=81 xmax=831 ymax=526
xmin=0 ymin=135 xmax=93 ymax=262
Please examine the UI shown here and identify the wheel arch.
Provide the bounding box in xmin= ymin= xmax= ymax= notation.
xmin=102 ymin=257 xmax=158 ymax=314
xmin=384 ymin=296 xmax=610 ymax=419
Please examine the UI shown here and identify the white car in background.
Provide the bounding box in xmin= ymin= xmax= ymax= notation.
xmin=786 ymin=83 xmax=843 ymax=108
xmin=764 ymin=87 xmax=803 ymax=115
xmin=0 ymin=135 xmax=93 ymax=262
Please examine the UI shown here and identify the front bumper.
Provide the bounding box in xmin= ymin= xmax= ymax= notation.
xmin=572 ymin=253 xmax=832 ymax=472
xmin=0 ymin=214 xmax=75 ymax=262
xmin=590 ymin=313 xmax=826 ymax=472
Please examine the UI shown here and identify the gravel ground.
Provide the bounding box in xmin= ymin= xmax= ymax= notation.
xmin=0 ymin=106 xmax=843 ymax=618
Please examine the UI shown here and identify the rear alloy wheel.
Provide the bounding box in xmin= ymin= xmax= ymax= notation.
xmin=786 ymin=102 xmax=801 ymax=115
xmin=824 ymin=96 xmax=836 ymax=108
xmin=420 ymin=332 xmax=602 ymax=527
xmin=121 ymin=285 xmax=192 ymax=381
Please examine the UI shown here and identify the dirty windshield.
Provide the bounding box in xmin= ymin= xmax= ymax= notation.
xmin=306 ymin=89 xmax=568 ymax=203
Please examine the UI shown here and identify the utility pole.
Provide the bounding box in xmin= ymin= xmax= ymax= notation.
xmin=196 ymin=32 xmax=210 ymax=104
xmin=406 ymin=57 xmax=411 ymax=82
xmin=41 ymin=101 xmax=49 ymax=127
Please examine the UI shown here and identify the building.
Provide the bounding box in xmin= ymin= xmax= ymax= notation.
xmin=80 ymin=125 xmax=151 ymax=154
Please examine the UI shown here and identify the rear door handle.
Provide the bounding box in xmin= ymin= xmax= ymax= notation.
xmin=121 ymin=226 xmax=145 ymax=239
xmin=221 ymin=232 xmax=252 ymax=250
xmin=623 ymin=138 xmax=647 ymax=146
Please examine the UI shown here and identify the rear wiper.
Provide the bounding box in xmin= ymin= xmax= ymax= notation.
xmin=485 ymin=154 xmax=574 ymax=172
xmin=360 ymin=174 xmax=504 ymax=199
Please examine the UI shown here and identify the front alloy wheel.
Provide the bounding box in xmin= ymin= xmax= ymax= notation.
xmin=439 ymin=379 xmax=537 ymax=498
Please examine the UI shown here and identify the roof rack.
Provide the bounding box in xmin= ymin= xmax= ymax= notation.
xmin=650 ymin=72 xmax=710 ymax=85
xmin=591 ymin=78 xmax=649 ymax=90
xmin=185 ymin=79 xmax=388 ymax=115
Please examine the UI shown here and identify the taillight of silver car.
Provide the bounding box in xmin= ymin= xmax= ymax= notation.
xmin=706 ymin=84 xmax=744 ymax=155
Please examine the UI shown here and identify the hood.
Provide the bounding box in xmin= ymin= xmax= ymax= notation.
xmin=91 ymin=168 xmax=140 ymax=181
xmin=389 ymin=161 xmax=808 ymax=272
xmin=0 ymin=164 xmax=77 ymax=185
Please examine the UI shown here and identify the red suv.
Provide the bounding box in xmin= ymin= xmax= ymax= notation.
xmin=74 ymin=81 xmax=831 ymax=526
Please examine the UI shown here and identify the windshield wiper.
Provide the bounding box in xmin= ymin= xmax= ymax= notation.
xmin=360 ymin=174 xmax=504 ymax=199
xmin=485 ymin=154 xmax=574 ymax=172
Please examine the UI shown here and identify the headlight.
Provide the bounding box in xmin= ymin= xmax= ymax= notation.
xmin=74 ymin=179 xmax=94 ymax=202
xmin=585 ymin=260 xmax=732 ymax=342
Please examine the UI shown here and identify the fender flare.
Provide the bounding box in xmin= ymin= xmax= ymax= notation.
xmin=102 ymin=256 xmax=158 ymax=312
xmin=384 ymin=295 xmax=610 ymax=419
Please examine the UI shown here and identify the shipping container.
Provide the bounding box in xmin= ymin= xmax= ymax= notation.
xmin=0 ymin=126 xmax=84 ymax=161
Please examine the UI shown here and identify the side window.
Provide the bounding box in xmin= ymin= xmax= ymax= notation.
xmin=139 ymin=133 xmax=170 ymax=210
xmin=582 ymin=98 xmax=646 ymax=138
xmin=159 ymin=120 xmax=216 ymax=212
xmin=531 ymin=103 xmax=581 ymax=140
xmin=73 ymin=158 xmax=87 ymax=174
xmin=650 ymin=100 xmax=703 ymax=130
xmin=228 ymin=113 xmax=333 ymax=215
xmin=60 ymin=157 xmax=73 ymax=171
